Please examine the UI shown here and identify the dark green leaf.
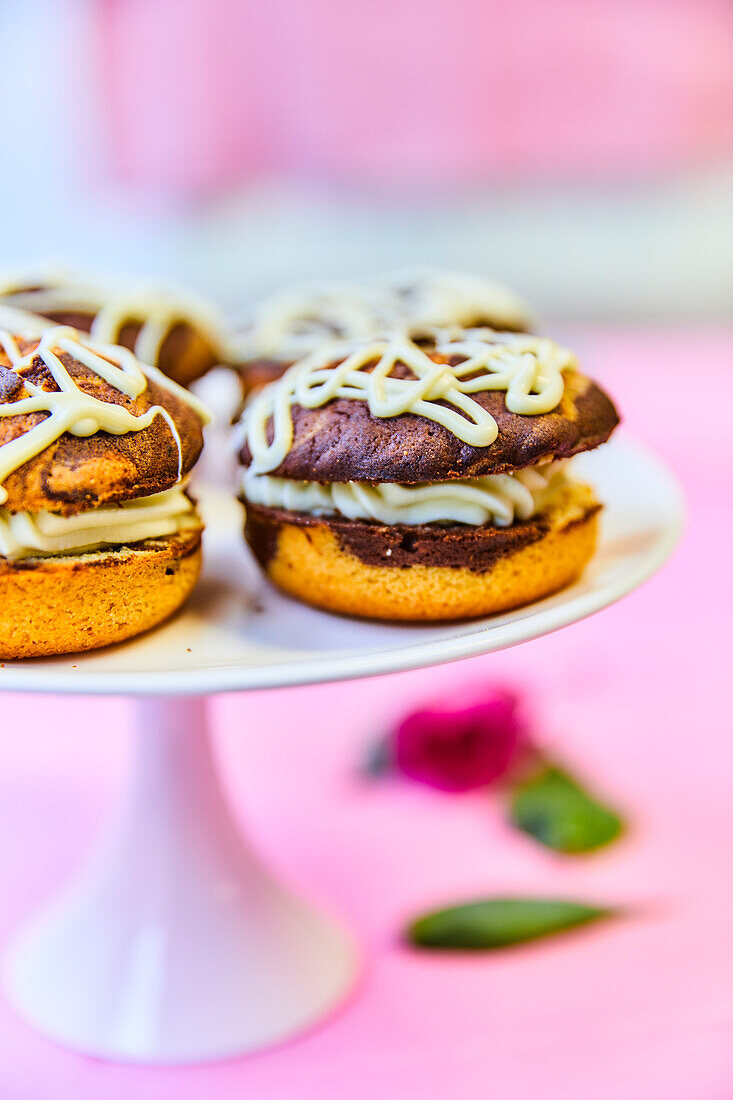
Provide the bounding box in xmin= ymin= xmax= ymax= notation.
xmin=508 ymin=764 xmax=624 ymax=854
xmin=407 ymin=897 xmax=613 ymax=950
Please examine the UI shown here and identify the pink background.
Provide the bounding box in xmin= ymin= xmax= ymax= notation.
xmin=0 ymin=328 xmax=730 ymax=1098
xmin=98 ymin=0 xmax=733 ymax=193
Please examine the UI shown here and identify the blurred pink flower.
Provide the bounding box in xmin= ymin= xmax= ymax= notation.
xmin=394 ymin=688 xmax=530 ymax=793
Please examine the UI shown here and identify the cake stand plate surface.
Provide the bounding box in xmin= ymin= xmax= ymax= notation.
xmin=0 ymin=436 xmax=684 ymax=696
xmin=0 ymin=435 xmax=683 ymax=1064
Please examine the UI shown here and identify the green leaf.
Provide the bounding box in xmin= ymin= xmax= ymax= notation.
xmin=407 ymin=897 xmax=613 ymax=950
xmin=508 ymin=763 xmax=624 ymax=854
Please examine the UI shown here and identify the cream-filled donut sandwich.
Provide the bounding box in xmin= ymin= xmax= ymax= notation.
xmin=0 ymin=325 xmax=210 ymax=657
xmin=0 ymin=268 xmax=226 ymax=388
xmin=236 ymin=329 xmax=619 ymax=621
xmin=230 ymin=269 xmax=533 ymax=395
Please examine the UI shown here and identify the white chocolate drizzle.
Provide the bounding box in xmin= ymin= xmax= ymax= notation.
xmin=242 ymin=461 xmax=569 ymax=528
xmin=0 ymin=268 xmax=227 ymax=368
xmin=232 ymin=269 xmax=532 ymax=364
xmin=0 ymin=484 xmax=198 ymax=561
xmin=384 ymin=268 xmax=532 ymax=333
xmin=0 ymin=326 xmax=210 ymax=506
xmin=230 ymin=281 xmax=395 ymax=363
xmin=242 ymin=329 xmax=573 ymax=474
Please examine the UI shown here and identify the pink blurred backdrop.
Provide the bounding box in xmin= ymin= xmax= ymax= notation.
xmin=99 ymin=0 xmax=733 ymax=194
xmin=1 ymin=4 xmax=731 ymax=1093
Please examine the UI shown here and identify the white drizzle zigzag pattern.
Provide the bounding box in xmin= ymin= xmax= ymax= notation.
xmin=0 ymin=272 xmax=226 ymax=367
xmin=0 ymin=326 xmax=210 ymax=506
xmin=244 ymin=329 xmax=573 ymax=474
xmin=234 ymin=270 xmax=532 ymax=363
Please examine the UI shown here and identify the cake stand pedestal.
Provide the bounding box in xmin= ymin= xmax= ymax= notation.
xmin=4 ymin=696 xmax=355 ymax=1063
xmin=0 ymin=437 xmax=683 ymax=1064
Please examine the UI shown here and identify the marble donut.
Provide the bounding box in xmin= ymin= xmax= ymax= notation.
xmin=236 ymin=328 xmax=619 ymax=622
xmin=0 ymin=327 xmax=210 ymax=657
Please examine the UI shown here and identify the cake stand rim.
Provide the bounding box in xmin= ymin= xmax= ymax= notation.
xmin=0 ymin=434 xmax=684 ymax=697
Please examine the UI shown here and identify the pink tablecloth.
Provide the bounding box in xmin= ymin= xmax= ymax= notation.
xmin=0 ymin=330 xmax=730 ymax=1100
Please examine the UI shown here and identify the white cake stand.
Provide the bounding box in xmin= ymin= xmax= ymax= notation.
xmin=1 ymin=436 xmax=683 ymax=1064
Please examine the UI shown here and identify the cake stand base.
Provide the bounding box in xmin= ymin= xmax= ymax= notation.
xmin=3 ymin=697 xmax=357 ymax=1064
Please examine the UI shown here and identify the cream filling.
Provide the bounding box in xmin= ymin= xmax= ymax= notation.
xmin=0 ymin=484 xmax=198 ymax=561
xmin=242 ymin=461 xmax=569 ymax=528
